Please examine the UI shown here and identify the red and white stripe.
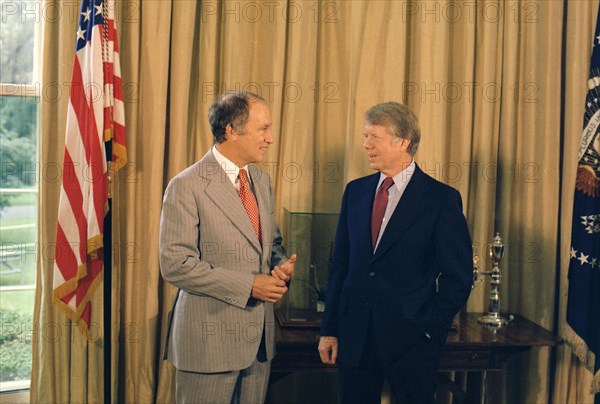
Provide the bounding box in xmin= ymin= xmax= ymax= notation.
xmin=103 ymin=3 xmax=127 ymax=169
xmin=53 ymin=0 xmax=126 ymax=337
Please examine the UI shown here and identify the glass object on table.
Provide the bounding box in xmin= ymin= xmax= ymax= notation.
xmin=276 ymin=209 xmax=339 ymax=328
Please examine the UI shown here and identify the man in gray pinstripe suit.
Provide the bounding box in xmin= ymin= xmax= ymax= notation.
xmin=160 ymin=91 xmax=296 ymax=404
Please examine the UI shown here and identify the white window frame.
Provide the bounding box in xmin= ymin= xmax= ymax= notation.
xmin=0 ymin=7 xmax=42 ymax=395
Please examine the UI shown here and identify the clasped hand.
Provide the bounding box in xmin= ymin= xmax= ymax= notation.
xmin=251 ymin=254 xmax=297 ymax=303
xmin=318 ymin=336 xmax=338 ymax=365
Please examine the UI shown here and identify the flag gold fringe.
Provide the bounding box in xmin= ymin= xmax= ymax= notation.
xmin=111 ymin=141 xmax=128 ymax=171
xmin=52 ymin=268 xmax=104 ymax=341
xmin=565 ymin=323 xmax=599 ymax=394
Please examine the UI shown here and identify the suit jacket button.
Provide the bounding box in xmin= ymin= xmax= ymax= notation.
xmin=369 ymin=272 xmax=375 ymax=277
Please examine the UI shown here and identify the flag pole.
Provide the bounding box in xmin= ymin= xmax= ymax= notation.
xmin=101 ymin=0 xmax=126 ymax=399
xmin=102 ymin=0 xmax=113 ymax=400
xmin=104 ymin=146 xmax=112 ymax=404
xmin=102 ymin=3 xmax=112 ymax=400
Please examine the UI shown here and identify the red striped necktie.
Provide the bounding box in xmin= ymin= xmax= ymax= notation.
xmin=371 ymin=177 xmax=394 ymax=249
xmin=238 ymin=169 xmax=262 ymax=243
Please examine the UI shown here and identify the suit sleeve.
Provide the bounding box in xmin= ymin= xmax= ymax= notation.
xmin=159 ymin=176 xmax=254 ymax=309
xmin=320 ymin=185 xmax=350 ymax=337
xmin=430 ymin=188 xmax=473 ymax=333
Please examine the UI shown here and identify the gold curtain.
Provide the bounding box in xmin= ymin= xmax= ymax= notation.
xmin=31 ymin=0 xmax=597 ymax=403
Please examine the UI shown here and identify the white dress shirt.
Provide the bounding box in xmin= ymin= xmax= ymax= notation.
xmin=212 ymin=144 xmax=252 ymax=192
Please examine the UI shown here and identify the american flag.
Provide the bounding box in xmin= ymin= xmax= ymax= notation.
xmin=566 ymin=3 xmax=600 ymax=393
xmin=53 ymin=0 xmax=126 ymax=338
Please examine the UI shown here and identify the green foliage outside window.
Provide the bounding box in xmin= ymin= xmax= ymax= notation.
xmin=0 ymin=0 xmax=36 ymax=84
xmin=0 ymin=308 xmax=32 ymax=381
xmin=0 ymin=97 xmax=37 ymax=212
xmin=0 ymin=0 xmax=39 ymax=390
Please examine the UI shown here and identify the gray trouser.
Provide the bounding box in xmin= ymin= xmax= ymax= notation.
xmin=175 ymin=358 xmax=271 ymax=404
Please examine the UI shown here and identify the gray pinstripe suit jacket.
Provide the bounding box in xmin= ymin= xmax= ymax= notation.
xmin=160 ymin=150 xmax=286 ymax=373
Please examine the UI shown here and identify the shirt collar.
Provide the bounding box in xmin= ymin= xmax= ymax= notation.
xmin=212 ymin=144 xmax=249 ymax=186
xmin=377 ymin=159 xmax=416 ymax=191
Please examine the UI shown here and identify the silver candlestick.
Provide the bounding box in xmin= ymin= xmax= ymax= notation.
xmin=475 ymin=233 xmax=511 ymax=327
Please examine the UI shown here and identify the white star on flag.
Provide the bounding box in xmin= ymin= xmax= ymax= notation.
xmin=570 ymin=247 xmax=577 ymax=258
xmin=82 ymin=8 xmax=91 ymax=21
xmin=578 ymin=252 xmax=590 ymax=265
xmin=76 ymin=28 xmax=86 ymax=41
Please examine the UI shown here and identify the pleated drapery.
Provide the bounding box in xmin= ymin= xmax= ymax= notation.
xmin=32 ymin=1 xmax=597 ymax=403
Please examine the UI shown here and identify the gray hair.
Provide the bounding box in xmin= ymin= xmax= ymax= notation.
xmin=364 ymin=102 xmax=420 ymax=155
xmin=208 ymin=91 xmax=266 ymax=143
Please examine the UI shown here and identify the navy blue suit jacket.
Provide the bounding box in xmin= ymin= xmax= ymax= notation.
xmin=321 ymin=164 xmax=473 ymax=367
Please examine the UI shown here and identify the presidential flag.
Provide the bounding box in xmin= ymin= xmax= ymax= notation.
xmin=566 ymin=3 xmax=600 ymax=394
xmin=53 ymin=0 xmax=126 ymax=338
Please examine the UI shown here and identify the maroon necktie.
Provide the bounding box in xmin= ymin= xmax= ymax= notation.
xmin=238 ymin=169 xmax=262 ymax=243
xmin=371 ymin=177 xmax=394 ymax=249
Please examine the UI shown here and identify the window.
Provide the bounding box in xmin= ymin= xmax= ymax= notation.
xmin=0 ymin=0 xmax=41 ymax=393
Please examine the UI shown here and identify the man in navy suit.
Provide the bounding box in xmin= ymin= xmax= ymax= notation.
xmin=318 ymin=102 xmax=473 ymax=404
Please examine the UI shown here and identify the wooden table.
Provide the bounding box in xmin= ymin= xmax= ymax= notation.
xmin=272 ymin=310 xmax=563 ymax=403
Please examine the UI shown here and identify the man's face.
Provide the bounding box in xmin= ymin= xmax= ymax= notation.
xmin=232 ymin=101 xmax=273 ymax=166
xmin=363 ymin=123 xmax=411 ymax=177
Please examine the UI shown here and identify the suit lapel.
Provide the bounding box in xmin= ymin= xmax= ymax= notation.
xmin=353 ymin=174 xmax=380 ymax=253
xmin=372 ymin=165 xmax=431 ymax=261
xmin=200 ymin=152 xmax=262 ymax=253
